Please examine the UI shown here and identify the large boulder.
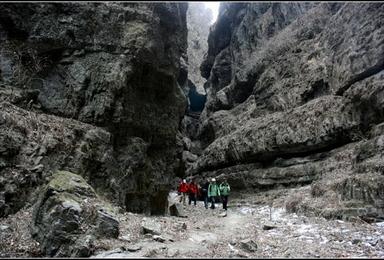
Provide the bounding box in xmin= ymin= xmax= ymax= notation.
xmin=0 ymin=102 xmax=100 ymax=217
xmin=31 ymin=171 xmax=119 ymax=257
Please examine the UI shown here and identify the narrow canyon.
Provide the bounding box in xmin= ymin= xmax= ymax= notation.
xmin=0 ymin=2 xmax=383 ymax=258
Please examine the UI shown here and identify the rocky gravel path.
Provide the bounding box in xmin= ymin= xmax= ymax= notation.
xmin=1 ymin=189 xmax=384 ymax=258
xmin=92 ymin=191 xmax=384 ymax=258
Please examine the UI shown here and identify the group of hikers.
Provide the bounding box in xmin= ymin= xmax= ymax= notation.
xmin=177 ymin=177 xmax=231 ymax=211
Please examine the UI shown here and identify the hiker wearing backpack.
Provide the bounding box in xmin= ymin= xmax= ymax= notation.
xmin=188 ymin=178 xmax=199 ymax=206
xmin=208 ymin=178 xmax=220 ymax=209
xmin=219 ymin=178 xmax=231 ymax=211
xmin=178 ymin=179 xmax=189 ymax=205
xmin=201 ymin=177 xmax=210 ymax=209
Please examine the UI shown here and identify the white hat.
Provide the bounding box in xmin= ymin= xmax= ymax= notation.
xmin=183 ymin=179 xmax=186 ymax=183
xmin=212 ymin=178 xmax=216 ymax=182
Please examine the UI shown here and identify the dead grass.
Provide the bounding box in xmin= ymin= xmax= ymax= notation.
xmin=0 ymin=206 xmax=41 ymax=257
xmin=1 ymin=40 xmax=50 ymax=89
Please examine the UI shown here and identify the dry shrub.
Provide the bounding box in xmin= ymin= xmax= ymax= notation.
xmin=311 ymin=182 xmax=327 ymax=197
xmin=285 ymin=193 xmax=304 ymax=213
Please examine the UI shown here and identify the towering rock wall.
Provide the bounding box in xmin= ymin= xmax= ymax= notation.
xmin=0 ymin=2 xmax=188 ymax=216
xmin=186 ymin=3 xmax=212 ymax=95
xmin=192 ymin=3 xmax=384 ymax=220
xmin=177 ymin=3 xmax=212 ymax=175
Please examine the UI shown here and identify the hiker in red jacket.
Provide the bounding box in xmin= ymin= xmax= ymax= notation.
xmin=188 ymin=178 xmax=199 ymax=206
xmin=178 ymin=179 xmax=189 ymax=205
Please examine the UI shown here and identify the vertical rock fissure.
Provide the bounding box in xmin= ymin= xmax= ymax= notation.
xmin=177 ymin=3 xmax=214 ymax=179
xmin=184 ymin=3 xmax=212 ymax=113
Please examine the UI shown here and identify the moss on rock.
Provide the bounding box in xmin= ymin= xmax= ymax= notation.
xmin=31 ymin=170 xmax=119 ymax=257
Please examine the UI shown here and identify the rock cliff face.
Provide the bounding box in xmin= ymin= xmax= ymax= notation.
xmin=177 ymin=3 xmax=212 ymax=173
xmin=186 ymin=3 xmax=212 ymax=95
xmin=1 ymin=1 xmax=384 ymax=226
xmin=193 ymin=3 xmax=384 ymax=220
xmin=0 ymin=2 xmax=188 ymax=216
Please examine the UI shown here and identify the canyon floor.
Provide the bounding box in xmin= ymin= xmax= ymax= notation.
xmin=1 ymin=186 xmax=384 ymax=258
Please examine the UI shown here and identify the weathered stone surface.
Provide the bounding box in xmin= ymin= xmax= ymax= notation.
xmin=0 ymin=2 xmax=188 ymax=216
xmin=189 ymin=231 xmax=218 ymax=244
xmin=30 ymin=171 xmax=119 ymax=257
xmin=198 ymin=2 xmax=384 ymax=135
xmin=127 ymin=244 xmax=143 ymax=252
xmin=94 ymin=210 xmax=119 ymax=239
xmin=181 ymin=110 xmax=198 ymax=133
xmin=182 ymin=151 xmax=198 ymax=163
xmin=193 ymin=95 xmax=361 ymax=173
xmin=0 ymin=102 xmax=99 ymax=217
xmin=322 ymin=4 xmax=384 ymax=96
xmin=262 ymin=224 xmax=277 ymax=230
xmin=152 ymin=234 xmax=174 ymax=243
xmin=239 ymin=239 xmax=258 ymax=252
xmin=344 ymin=71 xmax=384 ymax=130
xmin=191 ymin=2 xmax=384 ymax=220
xmin=0 ymin=225 xmax=11 ymax=232
xmin=141 ymin=217 xmax=162 ymax=236
xmin=91 ymin=247 xmax=131 ymax=258
xmin=169 ymin=203 xmax=187 ymax=218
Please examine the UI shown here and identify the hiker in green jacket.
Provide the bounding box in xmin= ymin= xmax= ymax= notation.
xmin=219 ymin=178 xmax=231 ymax=211
xmin=208 ymin=178 xmax=220 ymax=209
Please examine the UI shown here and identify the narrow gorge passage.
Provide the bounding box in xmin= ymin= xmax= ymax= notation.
xmin=1 ymin=2 xmax=384 ymax=258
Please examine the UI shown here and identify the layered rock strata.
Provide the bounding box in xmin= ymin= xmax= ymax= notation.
xmin=192 ymin=2 xmax=384 ymax=220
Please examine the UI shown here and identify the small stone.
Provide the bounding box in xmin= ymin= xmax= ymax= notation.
xmin=73 ymin=49 xmax=85 ymax=57
xmin=72 ymin=234 xmax=95 ymax=257
xmin=369 ymin=239 xmax=379 ymax=246
xmin=153 ymin=235 xmax=166 ymax=243
xmin=169 ymin=203 xmax=188 ymax=218
xmin=234 ymin=252 xmax=249 ymax=258
xmin=144 ymin=249 xmax=158 ymax=257
xmin=126 ymin=245 xmax=142 ymax=252
xmin=352 ymin=238 xmax=361 ymax=244
xmin=33 ymin=156 xmax=43 ymax=165
xmin=239 ymin=239 xmax=258 ymax=252
xmin=167 ymin=248 xmax=179 ymax=257
xmin=144 ymin=233 xmax=152 ymax=239
xmin=30 ymin=164 xmax=44 ymax=172
xmin=120 ymin=234 xmax=131 ymax=242
xmin=262 ymin=224 xmax=276 ymax=230
xmin=59 ymin=57 xmax=74 ymax=64
xmin=62 ymin=49 xmax=72 ymax=57
xmin=141 ymin=218 xmax=162 ymax=235
xmin=0 ymin=225 xmax=11 ymax=232
xmin=182 ymin=222 xmax=187 ymax=230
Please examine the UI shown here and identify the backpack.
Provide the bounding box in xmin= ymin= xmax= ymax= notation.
xmin=220 ymin=183 xmax=230 ymax=195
